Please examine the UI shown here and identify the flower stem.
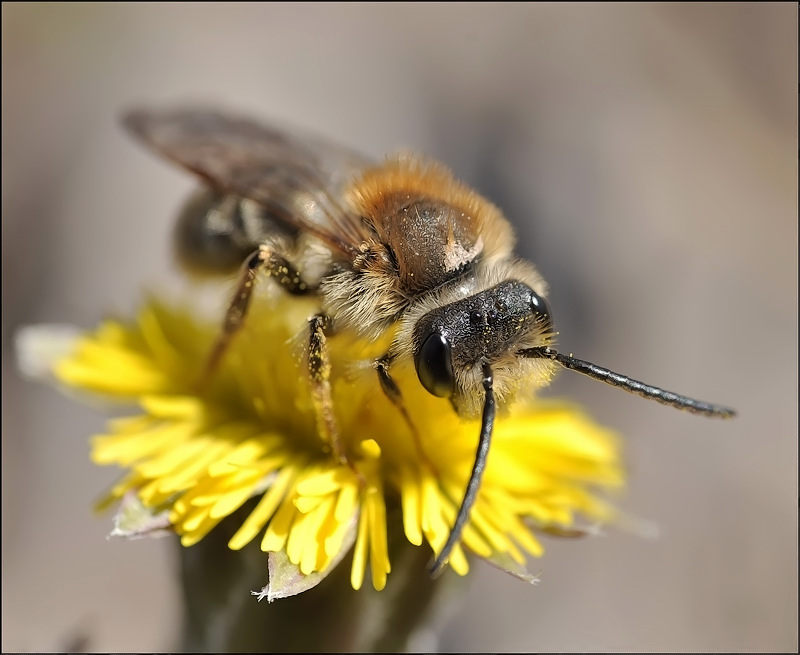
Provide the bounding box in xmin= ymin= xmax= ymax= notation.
xmin=179 ymin=502 xmax=462 ymax=652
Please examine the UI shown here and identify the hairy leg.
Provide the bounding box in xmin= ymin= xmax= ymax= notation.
xmin=201 ymin=244 xmax=310 ymax=384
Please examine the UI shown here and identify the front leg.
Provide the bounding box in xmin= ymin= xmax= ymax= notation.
xmin=375 ymin=355 xmax=434 ymax=472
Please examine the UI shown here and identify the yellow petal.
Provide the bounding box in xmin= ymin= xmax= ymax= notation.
xmin=350 ymin=504 xmax=370 ymax=591
xmin=400 ymin=468 xmax=423 ymax=546
xmin=296 ymin=467 xmax=351 ymax=496
xmin=367 ymin=484 xmax=390 ymax=590
xmin=228 ymin=466 xmax=296 ymax=550
xmin=261 ymin=487 xmax=299 ymax=553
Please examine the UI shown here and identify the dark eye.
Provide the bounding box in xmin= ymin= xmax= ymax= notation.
xmin=530 ymin=291 xmax=552 ymax=326
xmin=415 ymin=332 xmax=455 ymax=398
xmin=469 ymin=310 xmax=484 ymax=325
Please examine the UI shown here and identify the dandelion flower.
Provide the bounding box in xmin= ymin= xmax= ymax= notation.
xmin=44 ymin=292 xmax=624 ymax=596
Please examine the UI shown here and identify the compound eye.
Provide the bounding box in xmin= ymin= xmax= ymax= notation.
xmin=415 ymin=332 xmax=455 ymax=398
xmin=530 ymin=291 xmax=552 ymax=326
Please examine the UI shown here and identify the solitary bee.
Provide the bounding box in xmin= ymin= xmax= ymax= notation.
xmin=124 ymin=107 xmax=735 ymax=575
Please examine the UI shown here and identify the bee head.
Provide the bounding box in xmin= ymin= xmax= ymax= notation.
xmin=413 ymin=280 xmax=554 ymax=412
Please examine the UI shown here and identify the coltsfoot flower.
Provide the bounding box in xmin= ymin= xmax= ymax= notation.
xmin=33 ymin=293 xmax=624 ymax=597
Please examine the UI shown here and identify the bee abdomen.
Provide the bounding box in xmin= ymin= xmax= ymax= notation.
xmin=173 ymin=189 xmax=254 ymax=275
xmin=173 ymin=189 xmax=298 ymax=277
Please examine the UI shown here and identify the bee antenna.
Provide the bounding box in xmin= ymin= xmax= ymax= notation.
xmin=519 ymin=346 xmax=736 ymax=418
xmin=430 ymin=361 xmax=496 ymax=577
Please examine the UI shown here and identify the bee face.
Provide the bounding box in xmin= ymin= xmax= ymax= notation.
xmin=413 ymin=280 xmax=553 ymax=400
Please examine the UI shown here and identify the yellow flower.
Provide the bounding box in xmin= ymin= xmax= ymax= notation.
xmin=50 ymin=293 xmax=624 ymax=595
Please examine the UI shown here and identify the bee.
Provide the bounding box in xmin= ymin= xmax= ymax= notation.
xmin=124 ymin=107 xmax=736 ymax=575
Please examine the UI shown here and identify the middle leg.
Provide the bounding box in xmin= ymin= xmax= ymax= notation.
xmin=308 ymin=313 xmax=348 ymax=466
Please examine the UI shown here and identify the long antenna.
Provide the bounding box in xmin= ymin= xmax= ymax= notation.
xmin=430 ymin=361 xmax=496 ymax=576
xmin=520 ymin=346 xmax=736 ymax=418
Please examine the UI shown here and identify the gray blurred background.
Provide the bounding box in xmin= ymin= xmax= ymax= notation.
xmin=2 ymin=3 xmax=797 ymax=652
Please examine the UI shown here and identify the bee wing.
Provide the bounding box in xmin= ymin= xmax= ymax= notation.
xmin=123 ymin=107 xmax=375 ymax=256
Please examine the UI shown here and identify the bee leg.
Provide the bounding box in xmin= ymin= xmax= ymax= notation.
xmin=375 ymin=356 xmax=437 ymax=474
xmin=201 ymin=244 xmax=310 ymax=386
xmin=308 ymin=314 xmax=349 ymax=467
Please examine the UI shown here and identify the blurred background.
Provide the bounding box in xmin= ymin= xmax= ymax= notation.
xmin=2 ymin=3 xmax=797 ymax=652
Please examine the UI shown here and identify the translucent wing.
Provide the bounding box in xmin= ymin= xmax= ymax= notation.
xmin=123 ymin=107 xmax=375 ymax=256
